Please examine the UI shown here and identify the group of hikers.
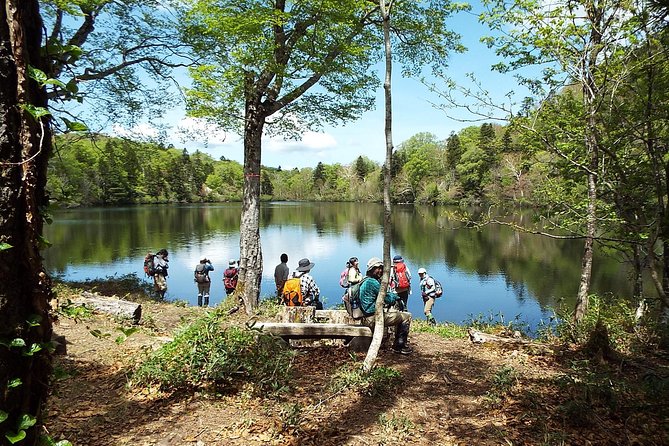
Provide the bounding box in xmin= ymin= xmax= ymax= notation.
xmin=274 ymin=253 xmax=443 ymax=356
xmin=145 ymin=249 xmax=239 ymax=306
xmin=147 ymin=250 xmax=442 ymax=355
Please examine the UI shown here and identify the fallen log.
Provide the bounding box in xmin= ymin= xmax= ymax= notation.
xmin=74 ymin=291 xmax=142 ymax=324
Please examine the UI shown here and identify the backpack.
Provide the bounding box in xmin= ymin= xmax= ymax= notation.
xmin=281 ymin=277 xmax=303 ymax=306
xmin=394 ymin=262 xmax=410 ymax=290
xmin=342 ymin=277 xmax=368 ymax=319
xmin=434 ymin=280 xmax=443 ymax=298
xmin=223 ymin=268 xmax=238 ymax=290
xmin=143 ymin=253 xmax=156 ymax=277
xmin=339 ymin=267 xmax=350 ymax=288
xmin=194 ymin=264 xmax=209 ymax=284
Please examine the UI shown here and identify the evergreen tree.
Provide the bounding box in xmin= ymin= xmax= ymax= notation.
xmin=446 ymin=132 xmax=462 ymax=170
xmin=261 ymin=171 xmax=274 ymax=196
xmin=355 ymin=156 xmax=368 ymax=180
xmin=478 ymin=123 xmax=497 ymax=167
xmin=313 ymin=162 xmax=326 ymax=185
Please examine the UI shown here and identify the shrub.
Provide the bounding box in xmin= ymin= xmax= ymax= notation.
xmin=550 ymin=294 xmax=639 ymax=353
xmin=132 ymin=309 xmax=295 ymax=393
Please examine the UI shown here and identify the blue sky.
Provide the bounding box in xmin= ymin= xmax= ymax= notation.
xmin=111 ymin=4 xmax=525 ymax=170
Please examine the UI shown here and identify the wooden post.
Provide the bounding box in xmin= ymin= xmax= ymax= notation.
xmin=276 ymin=306 xmax=315 ymax=323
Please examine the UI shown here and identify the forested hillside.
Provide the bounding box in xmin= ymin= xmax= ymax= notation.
xmin=47 ymin=124 xmax=540 ymax=207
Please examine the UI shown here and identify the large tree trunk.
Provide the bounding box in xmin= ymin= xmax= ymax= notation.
xmin=238 ymin=77 xmax=263 ymax=314
xmin=0 ymin=1 xmax=54 ymax=444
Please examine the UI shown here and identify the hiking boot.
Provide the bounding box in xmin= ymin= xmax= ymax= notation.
xmin=391 ymin=346 xmax=413 ymax=355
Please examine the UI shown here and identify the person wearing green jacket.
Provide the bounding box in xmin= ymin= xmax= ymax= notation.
xmin=359 ymin=257 xmax=413 ymax=355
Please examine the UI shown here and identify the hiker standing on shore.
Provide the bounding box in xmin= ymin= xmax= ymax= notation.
xmin=391 ymin=255 xmax=412 ymax=311
xmin=418 ymin=267 xmax=437 ymax=325
xmin=223 ymin=259 xmax=239 ymax=295
xmin=294 ymin=258 xmax=322 ymax=309
xmin=153 ymin=249 xmax=169 ymax=300
xmin=274 ymin=253 xmax=289 ymax=298
xmin=194 ymin=258 xmax=214 ymax=307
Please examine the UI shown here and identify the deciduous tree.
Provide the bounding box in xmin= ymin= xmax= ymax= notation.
xmin=179 ymin=0 xmax=465 ymax=311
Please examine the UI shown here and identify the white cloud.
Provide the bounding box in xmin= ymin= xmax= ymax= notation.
xmin=173 ymin=117 xmax=240 ymax=149
xmin=264 ymin=131 xmax=337 ymax=154
xmin=111 ymin=123 xmax=159 ymax=139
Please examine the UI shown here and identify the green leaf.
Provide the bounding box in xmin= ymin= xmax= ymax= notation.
xmin=37 ymin=235 xmax=52 ymax=249
xmin=23 ymin=343 xmax=43 ymax=357
xmin=89 ymin=330 xmax=110 ymax=339
xmin=6 ymin=430 xmax=26 ymax=444
xmin=0 ymin=410 xmax=8 ymax=424
xmin=116 ymin=327 xmax=139 ymax=337
xmin=0 ymin=243 xmax=12 ymax=251
xmin=27 ymin=66 xmax=48 ymax=85
xmin=8 ymin=378 xmax=22 ymax=389
xmin=61 ymin=118 xmax=89 ymax=132
xmin=26 ymin=314 xmax=42 ymax=327
xmin=10 ymin=338 xmax=26 ymax=348
xmin=44 ymin=78 xmax=67 ymax=89
xmin=21 ymin=104 xmax=51 ymax=120
xmin=65 ymin=79 xmax=79 ymax=95
xmin=18 ymin=414 xmax=36 ymax=431
xmin=55 ymin=441 xmax=74 ymax=446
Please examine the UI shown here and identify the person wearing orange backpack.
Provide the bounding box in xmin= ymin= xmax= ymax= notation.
xmin=294 ymin=258 xmax=322 ymax=309
xmin=390 ymin=255 xmax=412 ymax=311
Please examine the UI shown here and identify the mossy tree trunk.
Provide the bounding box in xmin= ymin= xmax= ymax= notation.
xmin=0 ymin=1 xmax=54 ymax=444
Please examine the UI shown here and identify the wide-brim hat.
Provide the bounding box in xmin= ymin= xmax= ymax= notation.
xmin=229 ymin=259 xmax=237 ymax=267
xmin=366 ymin=257 xmax=383 ymax=272
xmin=297 ymin=258 xmax=315 ymax=272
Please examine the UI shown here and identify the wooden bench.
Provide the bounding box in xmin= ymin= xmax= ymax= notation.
xmin=253 ymin=322 xmax=372 ymax=340
xmin=250 ymin=307 xmax=374 ymax=351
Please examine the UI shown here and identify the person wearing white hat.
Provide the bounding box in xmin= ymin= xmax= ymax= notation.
xmin=358 ymin=257 xmax=413 ymax=355
xmin=418 ymin=267 xmax=437 ymax=325
xmin=223 ymin=259 xmax=239 ymax=296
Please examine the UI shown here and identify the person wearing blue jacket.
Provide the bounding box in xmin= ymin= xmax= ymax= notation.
xmin=359 ymin=257 xmax=413 ymax=355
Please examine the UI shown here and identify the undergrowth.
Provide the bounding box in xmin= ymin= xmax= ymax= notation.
xmin=329 ymin=362 xmax=402 ymax=397
xmin=411 ymin=319 xmax=468 ymax=338
xmin=132 ymin=308 xmax=295 ymax=394
xmin=545 ymin=294 xmax=667 ymax=354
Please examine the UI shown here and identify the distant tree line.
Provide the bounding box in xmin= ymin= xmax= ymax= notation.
xmin=47 ymin=124 xmax=540 ymax=207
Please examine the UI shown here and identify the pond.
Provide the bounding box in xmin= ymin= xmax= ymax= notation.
xmin=42 ymin=202 xmax=634 ymax=333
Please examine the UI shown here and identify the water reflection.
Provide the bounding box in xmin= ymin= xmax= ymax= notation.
xmin=43 ymin=202 xmax=633 ymax=331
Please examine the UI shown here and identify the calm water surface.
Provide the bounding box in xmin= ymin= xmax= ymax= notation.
xmin=43 ymin=202 xmax=634 ymax=332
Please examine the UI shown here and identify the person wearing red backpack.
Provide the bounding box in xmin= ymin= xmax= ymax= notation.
xmin=391 ymin=255 xmax=412 ymax=311
xmin=223 ymin=259 xmax=239 ymax=295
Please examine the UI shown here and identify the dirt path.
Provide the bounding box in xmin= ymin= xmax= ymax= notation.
xmin=44 ymin=299 xmax=668 ymax=446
